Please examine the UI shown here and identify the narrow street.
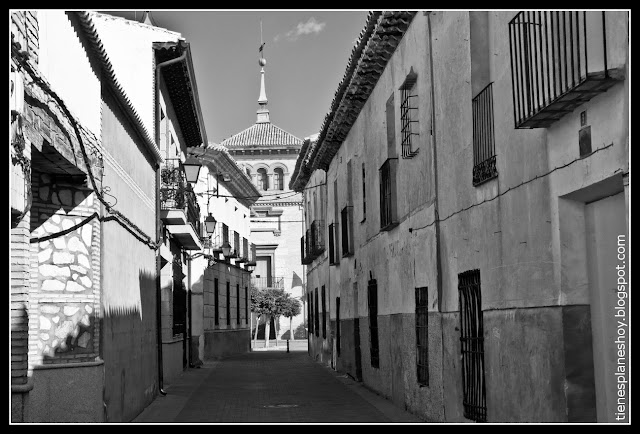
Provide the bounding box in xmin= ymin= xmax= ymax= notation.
xmin=133 ymin=341 xmax=423 ymax=423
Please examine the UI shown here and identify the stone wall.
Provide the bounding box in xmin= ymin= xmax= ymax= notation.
xmin=29 ymin=171 xmax=101 ymax=367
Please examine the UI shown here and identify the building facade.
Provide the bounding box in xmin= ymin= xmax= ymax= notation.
xmin=188 ymin=144 xmax=260 ymax=360
xmin=290 ymin=11 xmax=629 ymax=423
xmin=222 ymin=57 xmax=306 ymax=341
xmin=10 ymin=10 xmax=213 ymax=422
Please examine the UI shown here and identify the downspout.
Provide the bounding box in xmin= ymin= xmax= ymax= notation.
xmin=427 ymin=11 xmax=446 ymax=421
xmin=155 ymin=49 xmax=188 ymax=396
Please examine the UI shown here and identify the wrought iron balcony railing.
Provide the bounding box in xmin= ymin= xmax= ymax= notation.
xmin=509 ymin=11 xmax=624 ymax=129
xmin=300 ymin=234 xmax=313 ymax=265
xmin=160 ymin=158 xmax=201 ymax=236
xmin=251 ymin=276 xmax=285 ymax=289
xmin=472 ymin=83 xmax=498 ymax=186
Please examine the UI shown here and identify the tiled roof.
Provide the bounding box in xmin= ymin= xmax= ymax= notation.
xmin=290 ymin=11 xmax=416 ymax=190
xmin=221 ymin=122 xmax=302 ymax=149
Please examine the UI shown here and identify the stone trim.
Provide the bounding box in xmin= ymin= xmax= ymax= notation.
xmin=31 ymin=359 xmax=104 ymax=370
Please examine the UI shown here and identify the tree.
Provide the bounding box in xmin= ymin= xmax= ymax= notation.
xmin=250 ymin=286 xmax=289 ymax=348
xmin=280 ymin=297 xmax=301 ymax=342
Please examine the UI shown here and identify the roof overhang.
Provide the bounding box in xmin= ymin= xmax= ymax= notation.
xmin=188 ymin=144 xmax=262 ymax=209
xmin=155 ymin=41 xmax=208 ymax=150
xmin=290 ymin=11 xmax=416 ymax=190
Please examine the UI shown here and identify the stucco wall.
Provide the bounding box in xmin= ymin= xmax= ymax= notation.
xmin=99 ymin=90 xmax=158 ymax=422
xmin=37 ymin=11 xmax=102 ymax=138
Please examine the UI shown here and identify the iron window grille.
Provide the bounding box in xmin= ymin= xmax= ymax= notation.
xmin=458 ymin=269 xmax=487 ymax=423
xmin=245 ymin=286 xmax=249 ymax=325
xmin=415 ymin=286 xmax=429 ymax=386
xmin=314 ymin=288 xmax=320 ymax=337
xmin=172 ymin=256 xmax=186 ymax=337
xmin=308 ymin=292 xmax=313 ymax=335
xmin=368 ymin=274 xmax=380 ymax=368
xmin=508 ymin=11 xmax=622 ymax=129
xmin=214 ymin=278 xmax=219 ymax=326
xmin=341 ymin=206 xmax=354 ymax=257
xmin=400 ymin=72 xmax=419 ymax=159
xmin=321 ymin=285 xmax=327 ymax=339
xmin=236 ymin=284 xmax=240 ymax=325
xmin=362 ymin=163 xmax=367 ymax=221
xmin=336 ymin=297 xmax=341 ymax=357
xmin=379 ymin=158 xmax=399 ymax=231
xmin=472 ymin=82 xmax=498 ymax=186
xmin=226 ymin=281 xmax=231 ymax=326
xmin=328 ymin=223 xmax=339 ymax=265
xmin=311 ymin=219 xmax=325 ymax=256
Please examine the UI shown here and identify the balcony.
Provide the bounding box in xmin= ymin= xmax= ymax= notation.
xmin=300 ymin=234 xmax=313 ymax=265
xmin=160 ymin=158 xmax=202 ymax=250
xmin=236 ymin=237 xmax=249 ymax=263
xmin=509 ymin=11 xmax=624 ymax=129
xmin=246 ymin=243 xmax=256 ymax=266
xmin=251 ymin=276 xmax=285 ymax=290
xmin=311 ymin=219 xmax=325 ymax=256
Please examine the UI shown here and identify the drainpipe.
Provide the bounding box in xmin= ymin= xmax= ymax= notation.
xmin=427 ymin=11 xmax=447 ymax=421
xmin=155 ymin=49 xmax=188 ymax=396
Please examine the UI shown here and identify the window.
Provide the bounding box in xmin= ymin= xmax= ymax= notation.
xmin=400 ymin=70 xmax=419 ymax=158
xmin=368 ymin=275 xmax=379 ymax=368
xmin=245 ymin=167 xmax=251 ymax=177
xmin=222 ymin=223 xmax=229 ymax=246
xmin=274 ymin=167 xmax=284 ymax=190
xmin=245 ymin=286 xmax=249 ymax=325
xmin=333 ymin=179 xmax=340 ymax=259
xmin=321 ymin=286 xmax=326 ymax=339
xmin=257 ymin=168 xmax=269 ymax=190
xmin=341 ymin=206 xmax=354 ymax=257
xmin=214 ymin=278 xmax=219 ymax=326
xmin=236 ymin=284 xmax=240 ymax=325
xmin=328 ymin=223 xmax=338 ymax=265
xmin=172 ymin=257 xmax=186 ymax=337
xmin=226 ymin=281 xmax=231 ymax=326
xmin=336 ymin=297 xmax=341 ymax=357
xmin=362 ymin=163 xmax=367 ymax=221
xmin=314 ymin=288 xmax=320 ymax=337
xmin=472 ymin=83 xmax=498 ymax=186
xmin=458 ymin=269 xmax=487 ymax=422
xmin=415 ymin=286 xmax=429 ymax=386
xmin=508 ymin=11 xmax=620 ymax=128
xmin=308 ymin=292 xmax=313 ymax=335
xmin=379 ymin=158 xmax=399 ymax=231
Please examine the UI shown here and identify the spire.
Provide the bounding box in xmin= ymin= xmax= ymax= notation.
xmin=257 ymin=20 xmax=270 ymax=124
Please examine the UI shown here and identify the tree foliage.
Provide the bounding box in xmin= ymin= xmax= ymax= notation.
xmin=280 ymin=296 xmax=301 ymax=319
xmin=250 ymin=286 xmax=289 ymax=317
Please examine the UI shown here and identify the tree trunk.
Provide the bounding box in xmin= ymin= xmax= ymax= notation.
xmin=290 ymin=317 xmax=294 ymax=341
xmin=253 ymin=314 xmax=260 ymax=349
xmin=264 ymin=314 xmax=271 ymax=348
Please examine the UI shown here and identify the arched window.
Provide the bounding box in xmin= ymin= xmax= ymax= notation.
xmin=257 ymin=168 xmax=269 ymax=190
xmin=274 ymin=168 xmax=284 ymax=190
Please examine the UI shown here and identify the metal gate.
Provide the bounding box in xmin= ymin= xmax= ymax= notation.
xmin=458 ymin=269 xmax=487 ymax=422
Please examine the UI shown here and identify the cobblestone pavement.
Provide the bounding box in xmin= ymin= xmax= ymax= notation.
xmin=133 ymin=343 xmax=425 ymax=424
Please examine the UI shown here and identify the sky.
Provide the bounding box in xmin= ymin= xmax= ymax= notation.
xmin=101 ymin=10 xmax=369 ymax=144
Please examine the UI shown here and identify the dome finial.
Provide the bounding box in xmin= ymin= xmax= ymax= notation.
xmin=257 ymin=19 xmax=270 ymax=123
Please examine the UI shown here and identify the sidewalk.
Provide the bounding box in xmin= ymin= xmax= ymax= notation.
xmin=133 ymin=345 xmax=426 ymax=424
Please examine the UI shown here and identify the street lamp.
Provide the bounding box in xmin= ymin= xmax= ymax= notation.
xmin=182 ymin=157 xmax=202 ymax=185
xmin=204 ymin=213 xmax=217 ymax=235
xmin=221 ymin=241 xmax=231 ymax=257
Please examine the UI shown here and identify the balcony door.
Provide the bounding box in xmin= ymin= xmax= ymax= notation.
xmin=255 ymin=256 xmax=272 ymax=287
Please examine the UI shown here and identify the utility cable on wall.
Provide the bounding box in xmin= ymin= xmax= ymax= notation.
xmin=13 ymin=45 xmax=158 ymax=250
xmin=408 ymin=143 xmax=617 ymax=234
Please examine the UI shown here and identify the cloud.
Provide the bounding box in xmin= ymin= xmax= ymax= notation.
xmin=275 ymin=17 xmax=326 ymax=42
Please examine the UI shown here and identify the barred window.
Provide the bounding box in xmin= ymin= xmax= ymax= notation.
xmin=236 ymin=284 xmax=241 ymax=325
xmin=214 ymin=278 xmax=219 ymax=326
xmin=400 ymin=71 xmax=419 ymax=159
xmin=226 ymin=281 xmax=231 ymax=326
xmin=314 ymin=287 xmax=320 ymax=337
xmin=368 ymin=275 xmax=379 ymax=368
xmin=458 ymin=269 xmax=487 ymax=422
xmin=472 ymin=83 xmax=498 ymax=186
xmin=415 ymin=286 xmax=429 ymax=386
xmin=245 ymin=286 xmax=249 ymax=325
xmin=321 ymin=285 xmax=327 ymax=339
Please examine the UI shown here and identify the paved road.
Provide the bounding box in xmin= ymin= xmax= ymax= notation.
xmin=133 ymin=342 xmax=424 ymax=423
